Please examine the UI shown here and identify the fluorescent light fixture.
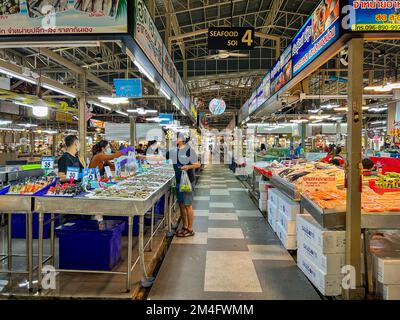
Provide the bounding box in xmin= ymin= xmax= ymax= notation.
xmin=98 ymin=96 xmax=129 ymax=104
xmin=334 ymin=106 xmax=369 ymax=111
xmin=42 ymin=84 xmax=76 ymax=98
xmin=0 ymin=41 xmax=101 ymax=49
xmin=173 ymin=101 xmax=180 ymax=109
xmin=0 ymin=127 xmax=25 ymax=131
xmin=159 ymin=87 xmax=171 ymax=100
xmin=133 ymin=59 xmax=155 ymax=83
xmin=116 ymin=110 xmax=128 ymax=116
xmin=308 ymin=109 xmax=321 ymax=113
xmin=321 ymin=103 xmax=339 ymax=109
xmin=126 ymin=108 xmax=157 ymax=114
xmin=17 ymin=123 xmax=37 ymax=127
xmin=309 ymin=115 xmax=331 ymax=120
xmin=180 ymin=109 xmax=185 ymax=115
xmin=91 ymin=101 xmax=111 ymax=111
xmin=290 ymin=119 xmax=309 ymax=123
xmin=43 ymin=129 xmax=57 ymax=134
xmin=370 ymin=120 xmax=386 ymax=125
xmin=32 ymin=106 xmax=48 ymax=117
xmin=0 ymin=120 xmax=12 ymax=125
xmin=0 ymin=67 xmax=36 ymax=84
xmin=369 ymin=107 xmax=388 ymax=112
xmin=330 ymin=117 xmax=343 ymax=121
xmin=147 ymin=117 xmax=162 ymax=122
xmin=311 ymin=120 xmax=323 ymax=124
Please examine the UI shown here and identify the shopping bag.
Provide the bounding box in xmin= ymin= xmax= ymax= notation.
xmin=180 ymin=170 xmax=192 ymax=193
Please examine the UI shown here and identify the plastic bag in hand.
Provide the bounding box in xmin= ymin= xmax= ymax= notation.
xmin=180 ymin=170 xmax=192 ymax=193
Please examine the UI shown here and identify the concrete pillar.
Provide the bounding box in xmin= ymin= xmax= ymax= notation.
xmin=78 ymin=75 xmax=87 ymax=164
xmin=387 ymin=101 xmax=396 ymax=133
xmin=343 ymin=38 xmax=365 ymax=300
xmin=183 ymin=56 xmax=188 ymax=83
xmin=336 ymin=121 xmax=341 ymax=146
xmin=130 ymin=116 xmax=136 ymax=146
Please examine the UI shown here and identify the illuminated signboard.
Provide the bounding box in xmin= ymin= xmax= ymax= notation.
xmin=292 ymin=0 xmax=340 ymax=76
xmin=248 ymin=90 xmax=258 ymax=115
xmin=349 ymin=0 xmax=400 ymax=31
xmin=271 ymin=44 xmax=292 ymax=95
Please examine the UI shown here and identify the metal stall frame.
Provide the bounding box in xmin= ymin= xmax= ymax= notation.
xmin=33 ymin=177 xmax=174 ymax=293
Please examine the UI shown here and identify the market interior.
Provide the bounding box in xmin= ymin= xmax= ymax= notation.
xmin=1 ymin=0 xmax=400 ymax=301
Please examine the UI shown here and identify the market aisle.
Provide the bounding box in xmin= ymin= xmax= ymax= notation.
xmin=148 ymin=165 xmax=320 ymax=300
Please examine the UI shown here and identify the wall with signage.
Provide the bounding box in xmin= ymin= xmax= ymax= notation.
xmin=0 ymin=0 xmax=128 ymax=35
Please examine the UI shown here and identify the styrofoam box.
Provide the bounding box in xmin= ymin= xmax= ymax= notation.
xmin=276 ymin=221 xmax=297 ymax=250
xmin=268 ymin=188 xmax=280 ymax=206
xmin=297 ymin=235 xmax=345 ymax=275
xmin=297 ymin=252 xmax=343 ymax=296
xmin=377 ymin=283 xmax=400 ymax=300
xmin=376 ymin=256 xmax=400 ymax=285
xmin=260 ymin=191 xmax=268 ymax=201
xmin=268 ymin=201 xmax=277 ymax=232
xmin=278 ymin=194 xmax=300 ymax=220
xmin=297 ymin=213 xmax=346 ymax=254
xmin=277 ymin=210 xmax=297 ymax=235
xmin=259 ymin=181 xmax=272 ymax=192
xmin=259 ymin=199 xmax=268 ymax=212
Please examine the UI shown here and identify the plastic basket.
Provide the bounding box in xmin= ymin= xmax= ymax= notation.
xmin=56 ymin=220 xmax=125 ymax=271
xmin=368 ymin=180 xmax=400 ymax=195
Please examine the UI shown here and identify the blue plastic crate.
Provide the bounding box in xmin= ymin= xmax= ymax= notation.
xmin=103 ymin=216 xmax=139 ymax=236
xmin=11 ymin=213 xmax=56 ymax=239
xmin=154 ymin=196 xmax=165 ymax=216
xmin=55 ymin=220 xmax=125 ymax=271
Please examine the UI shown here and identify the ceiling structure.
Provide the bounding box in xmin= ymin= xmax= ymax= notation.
xmin=0 ymin=1 xmax=399 ymax=132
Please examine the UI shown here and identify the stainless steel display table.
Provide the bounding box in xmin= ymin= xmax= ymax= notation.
xmin=0 ymin=195 xmax=33 ymax=290
xmin=34 ymin=176 xmax=175 ymax=292
xmin=269 ymin=175 xmax=300 ymax=201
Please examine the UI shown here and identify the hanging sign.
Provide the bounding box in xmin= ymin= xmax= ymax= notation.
xmin=83 ymin=168 xmax=96 ymax=182
xmin=0 ymin=0 xmax=127 ymax=35
xmin=292 ymin=0 xmax=340 ymax=76
xmin=159 ymin=113 xmax=174 ymax=125
xmin=209 ymin=98 xmax=226 ymax=115
xmin=162 ymin=47 xmax=177 ymax=94
xmin=348 ymin=0 xmax=400 ymax=31
xmin=134 ymin=0 xmax=163 ymax=75
xmin=208 ymin=27 xmax=255 ymax=50
xmin=41 ymin=156 xmax=55 ymax=170
xmin=113 ymin=79 xmax=142 ymax=98
xmin=270 ymin=44 xmax=292 ymax=95
xmin=89 ymin=119 xmax=105 ymax=128
xmin=66 ymin=166 xmax=80 ymax=181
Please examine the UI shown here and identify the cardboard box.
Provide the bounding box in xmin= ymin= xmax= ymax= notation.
xmin=259 ymin=199 xmax=268 ymax=212
xmin=297 ymin=235 xmax=345 ymax=275
xmin=260 ymin=191 xmax=268 ymax=201
xmin=277 ymin=211 xmax=297 ymax=235
xmin=297 ymin=214 xmax=346 ymax=254
xmin=268 ymin=201 xmax=277 ymax=232
xmin=259 ymin=181 xmax=272 ymax=192
xmin=297 ymin=252 xmax=343 ymax=296
xmin=376 ymin=282 xmax=400 ymax=300
xmin=276 ymin=221 xmax=297 ymax=250
xmin=375 ymin=256 xmax=400 ymax=285
xmin=278 ymin=195 xmax=300 ymax=220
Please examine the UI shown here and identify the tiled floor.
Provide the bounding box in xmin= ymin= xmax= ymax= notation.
xmin=148 ymin=164 xmax=321 ymax=300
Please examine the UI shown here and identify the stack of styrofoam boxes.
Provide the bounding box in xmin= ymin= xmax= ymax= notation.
xmin=373 ymin=252 xmax=400 ymax=300
xmin=276 ymin=192 xmax=299 ymax=250
xmin=267 ymin=188 xmax=279 ymax=232
xmin=258 ymin=180 xmax=271 ymax=212
xmin=296 ymin=213 xmax=346 ymax=296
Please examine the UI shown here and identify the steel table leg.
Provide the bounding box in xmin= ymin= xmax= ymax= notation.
xmin=50 ymin=214 xmax=55 ymax=266
xmin=139 ymin=215 xmax=148 ymax=279
xmin=7 ymin=213 xmax=12 ymax=271
xmin=364 ymin=229 xmax=374 ymax=295
xmin=27 ymin=212 xmax=33 ymax=291
xmin=126 ymin=216 xmax=133 ymax=292
xmin=37 ymin=212 xmax=44 ymax=290
xmin=149 ymin=205 xmax=154 ymax=251
xmin=168 ymin=192 xmax=172 ymax=234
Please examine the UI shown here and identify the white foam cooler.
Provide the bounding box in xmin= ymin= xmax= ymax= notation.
xmin=259 ymin=181 xmax=272 ymax=192
xmin=260 ymin=191 xmax=268 ymax=201
xmin=276 ymin=221 xmax=297 ymax=250
xmin=277 ymin=210 xmax=297 ymax=235
xmin=297 ymin=252 xmax=343 ymax=296
xmin=267 ymin=201 xmax=277 ymax=232
xmin=278 ymin=194 xmax=300 ymax=220
xmin=377 ymin=283 xmax=400 ymax=300
xmin=297 ymin=213 xmax=346 ymax=254
xmin=259 ymin=199 xmax=268 ymax=212
xmin=268 ymin=188 xmax=280 ymax=206
xmin=375 ymin=256 xmax=400 ymax=285
xmin=297 ymin=236 xmax=345 ymax=275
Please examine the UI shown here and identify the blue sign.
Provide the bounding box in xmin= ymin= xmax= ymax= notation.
xmin=41 ymin=156 xmax=55 ymax=170
xmin=83 ymin=168 xmax=95 ymax=182
xmin=292 ymin=0 xmax=340 ymax=76
xmin=159 ymin=113 xmax=174 ymax=125
xmin=349 ymin=0 xmax=400 ymax=32
xmin=270 ymin=44 xmax=292 ymax=95
xmin=114 ymin=79 xmax=142 ymax=98
xmin=66 ymin=166 xmax=80 ymax=181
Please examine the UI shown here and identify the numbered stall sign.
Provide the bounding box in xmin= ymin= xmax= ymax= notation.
xmin=41 ymin=156 xmax=55 ymax=170
xmin=66 ymin=166 xmax=80 ymax=181
xmin=82 ymin=168 xmax=95 ymax=183
xmin=95 ymin=167 xmax=101 ymax=181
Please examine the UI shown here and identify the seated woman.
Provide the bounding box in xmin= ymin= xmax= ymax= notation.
xmin=89 ymin=140 xmax=133 ymax=176
xmin=259 ymin=143 xmax=267 ymax=156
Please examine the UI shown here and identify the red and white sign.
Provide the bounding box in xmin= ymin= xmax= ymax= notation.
xmin=302 ymin=176 xmax=336 ymax=192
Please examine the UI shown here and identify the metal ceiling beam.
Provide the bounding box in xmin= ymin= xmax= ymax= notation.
xmin=33 ymin=48 xmax=113 ymax=92
xmin=164 ymin=0 xmax=185 ymax=57
xmin=259 ymin=0 xmax=285 ymax=46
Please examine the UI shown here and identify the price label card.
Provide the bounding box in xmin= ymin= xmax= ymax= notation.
xmin=104 ymin=166 xmax=112 ymax=179
xmin=66 ymin=166 xmax=80 ymax=181
xmin=302 ymin=176 xmax=336 ymax=193
xmin=95 ymin=167 xmax=101 ymax=181
xmin=41 ymin=156 xmax=55 ymax=170
xmin=83 ymin=168 xmax=95 ymax=182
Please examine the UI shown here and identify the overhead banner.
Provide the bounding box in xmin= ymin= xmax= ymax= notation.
xmin=0 ymin=0 xmax=127 ymax=35
xmin=162 ymin=46 xmax=177 ymax=94
xmin=349 ymin=0 xmax=400 ymax=31
xmin=248 ymin=90 xmax=257 ymax=115
xmin=159 ymin=113 xmax=173 ymax=125
xmin=113 ymin=79 xmax=142 ymax=98
xmin=292 ymin=0 xmax=340 ymax=76
xmin=271 ymin=44 xmax=292 ymax=95
xmin=208 ymin=27 xmax=255 ymax=50
xmin=134 ymin=0 xmax=163 ymax=75
xmin=89 ymin=119 xmax=105 ymax=128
